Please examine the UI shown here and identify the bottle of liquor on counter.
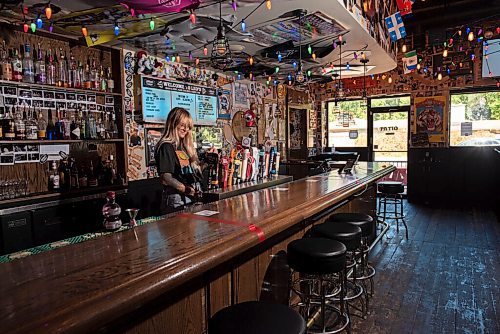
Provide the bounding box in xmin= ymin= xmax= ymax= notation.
xmin=99 ymin=66 xmax=107 ymax=92
xmin=34 ymin=43 xmax=46 ymax=84
xmin=37 ymin=109 xmax=47 ymax=139
xmin=14 ymin=105 xmax=26 ymax=140
xmin=25 ymin=107 xmax=38 ymax=140
xmin=48 ymin=161 xmax=60 ymax=191
xmin=57 ymin=48 xmax=68 ymax=87
xmin=102 ymin=191 xmax=122 ymax=230
xmin=4 ymin=107 xmax=16 ymax=140
xmin=46 ymin=108 xmax=56 ymax=140
xmin=55 ymin=108 xmax=65 ymax=140
xmin=84 ymin=60 xmax=92 ymax=89
xmin=22 ymin=43 xmax=34 ymax=83
xmin=106 ymin=67 xmax=114 ymax=93
xmin=11 ymin=48 xmax=23 ymax=82
xmin=46 ymin=49 xmax=56 ymax=85
xmin=0 ymin=40 xmax=12 ymax=81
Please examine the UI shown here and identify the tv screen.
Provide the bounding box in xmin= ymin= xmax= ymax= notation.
xmin=140 ymin=76 xmax=218 ymax=125
xmin=482 ymin=39 xmax=500 ymax=78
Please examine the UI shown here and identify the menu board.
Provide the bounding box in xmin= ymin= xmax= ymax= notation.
xmin=141 ymin=76 xmax=218 ymax=125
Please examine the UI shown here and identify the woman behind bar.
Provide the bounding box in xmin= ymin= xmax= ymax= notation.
xmin=155 ymin=107 xmax=202 ymax=214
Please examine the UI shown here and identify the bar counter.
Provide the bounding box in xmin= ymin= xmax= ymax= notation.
xmin=0 ymin=162 xmax=395 ymax=334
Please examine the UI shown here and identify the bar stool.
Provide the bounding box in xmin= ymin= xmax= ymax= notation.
xmin=311 ymin=222 xmax=366 ymax=318
xmin=377 ymin=181 xmax=408 ymax=239
xmin=287 ymin=237 xmax=350 ymax=334
xmin=327 ymin=213 xmax=376 ymax=305
xmin=209 ymin=300 xmax=306 ymax=334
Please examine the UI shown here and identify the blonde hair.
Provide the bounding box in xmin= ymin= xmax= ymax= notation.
xmin=156 ymin=107 xmax=199 ymax=166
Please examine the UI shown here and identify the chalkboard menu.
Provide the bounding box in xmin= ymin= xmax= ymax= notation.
xmin=140 ymin=76 xmax=218 ymax=125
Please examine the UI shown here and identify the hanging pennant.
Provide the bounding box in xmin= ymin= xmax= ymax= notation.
xmin=396 ymin=0 xmax=412 ymax=16
xmin=385 ymin=12 xmax=407 ymax=42
xmin=402 ymin=50 xmax=417 ymax=74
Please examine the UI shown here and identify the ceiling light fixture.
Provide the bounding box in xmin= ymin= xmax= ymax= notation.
xmin=210 ymin=1 xmax=233 ymax=69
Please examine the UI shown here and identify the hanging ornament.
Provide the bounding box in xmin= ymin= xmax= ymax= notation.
xmin=190 ymin=11 xmax=196 ymax=24
xmin=45 ymin=3 xmax=52 ymax=20
xmin=307 ymin=45 xmax=312 ymax=55
xmin=468 ymin=31 xmax=474 ymax=41
xmin=31 ymin=21 xmax=36 ymax=33
xmin=203 ymin=47 xmax=208 ymax=56
xmin=277 ymin=52 xmax=282 ymax=62
xmin=312 ymin=52 xmax=316 ymax=60
xmin=36 ymin=16 xmax=43 ymax=29
xmin=23 ymin=22 xmax=29 ymax=33
xmin=189 ymin=51 xmax=193 ymax=60
xmin=114 ymin=23 xmax=120 ymax=36
xmin=150 ymin=18 xmax=155 ymax=30
xmin=438 ymin=73 xmax=442 ymax=80
xmin=241 ymin=20 xmax=246 ymax=32
xmin=49 ymin=22 xmax=53 ymax=33
xmin=266 ymin=0 xmax=272 ymax=10
xmin=249 ymin=56 xmax=254 ymax=65
xmin=275 ymin=66 xmax=279 ymax=73
xmin=443 ymin=49 xmax=448 ymax=57
xmin=232 ymin=0 xmax=237 ymax=11
xmin=402 ymin=44 xmax=407 ymax=53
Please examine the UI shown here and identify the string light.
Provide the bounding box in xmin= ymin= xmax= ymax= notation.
xmin=232 ymin=0 xmax=237 ymax=11
xmin=292 ymin=61 xmax=297 ymax=69
xmin=447 ymin=68 xmax=451 ymax=75
xmin=81 ymin=25 xmax=88 ymax=37
xmin=177 ymin=55 xmax=181 ymax=63
xmin=266 ymin=80 xmax=270 ymax=85
xmin=466 ymin=27 xmax=470 ymax=34
xmin=307 ymin=45 xmax=312 ymax=55
xmin=459 ymin=62 xmax=463 ymax=68
xmin=195 ymin=58 xmax=200 ymax=65
xmin=31 ymin=21 xmax=36 ymax=33
xmin=458 ymin=30 xmax=462 ymax=36
xmin=266 ymin=0 xmax=272 ymax=10
xmin=339 ymin=35 xmax=343 ymax=42
xmin=438 ymin=73 xmax=442 ymax=80
xmin=273 ymin=79 xmax=278 ymax=85
xmin=275 ymin=66 xmax=279 ymax=73
xmin=190 ymin=11 xmax=196 ymax=24
xmin=150 ymin=18 xmax=155 ymax=30
xmin=468 ymin=31 xmax=474 ymax=41
xmin=402 ymin=44 xmax=407 ymax=53
xmin=166 ymin=56 xmax=170 ymax=62
xmin=478 ymin=28 xmax=482 ymax=35
xmin=346 ymin=62 xmax=350 ymax=70
xmin=277 ymin=52 xmax=282 ymax=62
xmin=45 ymin=3 xmax=52 ymax=20
xmin=189 ymin=51 xmax=193 ymax=60
xmin=312 ymin=52 xmax=316 ymax=60
xmin=249 ymin=56 xmax=254 ymax=65
xmin=388 ymin=76 xmax=393 ymax=84
xmin=449 ymin=38 xmax=454 ymax=45
xmin=471 ymin=54 xmax=475 ymax=61
xmin=171 ymin=56 xmax=175 ymax=62
xmin=114 ymin=22 xmax=120 ymax=36
xmin=287 ymin=73 xmax=292 ymax=81
xmin=203 ymin=47 xmax=208 ymax=56
xmin=268 ymin=76 xmax=272 ymax=82
xmin=354 ymin=52 xmax=358 ymax=60
xmin=241 ymin=20 xmax=246 ymax=32
xmin=443 ymin=49 xmax=448 ymax=57
xmin=249 ymin=72 xmax=253 ymax=80
xmin=417 ymin=63 xmax=421 ymax=70
xmin=36 ymin=16 xmax=43 ymax=29
xmin=238 ymin=73 xmax=242 ymax=80
xmin=307 ymin=70 xmax=311 ymax=77
xmin=23 ymin=22 xmax=29 ymax=33
xmin=49 ymin=22 xmax=53 ymax=33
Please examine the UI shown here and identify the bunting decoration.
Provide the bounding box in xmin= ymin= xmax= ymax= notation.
xmin=396 ymin=0 xmax=412 ymax=16
xmin=385 ymin=12 xmax=407 ymax=42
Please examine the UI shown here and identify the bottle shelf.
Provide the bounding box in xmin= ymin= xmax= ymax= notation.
xmin=0 ymin=79 xmax=123 ymax=97
xmin=0 ymin=139 xmax=124 ymax=144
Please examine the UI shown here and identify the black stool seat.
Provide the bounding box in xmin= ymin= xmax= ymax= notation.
xmin=311 ymin=222 xmax=362 ymax=251
xmin=209 ymin=301 xmax=306 ymax=334
xmin=328 ymin=213 xmax=374 ymax=236
xmin=287 ymin=238 xmax=346 ymax=275
xmin=378 ymin=181 xmax=404 ymax=194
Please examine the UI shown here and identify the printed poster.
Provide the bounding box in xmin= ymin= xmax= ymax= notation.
xmin=413 ymin=96 xmax=447 ymax=143
xmin=233 ymin=82 xmax=249 ymax=110
xmin=218 ymin=84 xmax=232 ymax=120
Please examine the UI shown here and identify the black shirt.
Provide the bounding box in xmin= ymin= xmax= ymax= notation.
xmin=155 ymin=142 xmax=198 ymax=193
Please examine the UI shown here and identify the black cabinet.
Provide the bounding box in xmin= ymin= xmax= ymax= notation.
xmin=0 ymin=211 xmax=33 ymax=254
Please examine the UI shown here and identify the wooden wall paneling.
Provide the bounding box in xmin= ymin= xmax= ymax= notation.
xmin=207 ymin=272 xmax=232 ymax=317
xmin=0 ymin=163 xmax=48 ymax=194
xmin=123 ymin=287 xmax=205 ymax=334
xmin=233 ymin=256 xmax=261 ymax=303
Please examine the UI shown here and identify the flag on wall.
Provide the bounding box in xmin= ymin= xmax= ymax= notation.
xmin=402 ymin=50 xmax=418 ymax=73
xmin=396 ymin=0 xmax=412 ymax=16
xmin=385 ymin=12 xmax=407 ymax=42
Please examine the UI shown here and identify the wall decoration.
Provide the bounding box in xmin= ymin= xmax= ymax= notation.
xmin=218 ymin=85 xmax=232 ymax=120
xmin=413 ymin=96 xmax=447 ymax=144
xmin=233 ymin=82 xmax=250 ymax=110
xmin=385 ymin=12 xmax=406 ymax=42
xmin=289 ymin=108 xmax=303 ymax=149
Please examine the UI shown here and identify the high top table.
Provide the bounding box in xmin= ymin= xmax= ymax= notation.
xmin=0 ymin=162 xmax=395 ymax=334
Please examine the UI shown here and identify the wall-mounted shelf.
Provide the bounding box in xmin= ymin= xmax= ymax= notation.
xmin=0 ymin=139 xmax=124 ymax=145
xmin=0 ymin=79 xmax=123 ymax=96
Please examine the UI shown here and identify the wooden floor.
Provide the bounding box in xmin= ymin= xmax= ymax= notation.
xmin=351 ymin=201 xmax=500 ymax=334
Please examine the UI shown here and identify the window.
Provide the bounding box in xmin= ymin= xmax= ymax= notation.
xmin=450 ymin=91 xmax=500 ymax=146
xmin=371 ymin=96 xmax=410 ymax=108
xmin=327 ymin=100 xmax=367 ymax=147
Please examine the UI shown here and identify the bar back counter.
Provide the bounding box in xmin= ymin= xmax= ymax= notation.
xmin=0 ymin=162 xmax=394 ymax=334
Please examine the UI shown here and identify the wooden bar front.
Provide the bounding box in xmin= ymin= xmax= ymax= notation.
xmin=0 ymin=162 xmax=394 ymax=334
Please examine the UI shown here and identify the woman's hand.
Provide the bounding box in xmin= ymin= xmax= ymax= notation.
xmin=184 ymin=186 xmax=196 ymax=197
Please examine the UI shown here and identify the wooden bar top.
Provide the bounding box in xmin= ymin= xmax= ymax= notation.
xmin=0 ymin=162 xmax=395 ymax=334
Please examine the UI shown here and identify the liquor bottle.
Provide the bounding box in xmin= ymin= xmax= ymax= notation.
xmin=268 ymin=147 xmax=276 ymax=176
xmin=102 ymin=191 xmax=122 ymax=230
xmin=25 ymin=107 xmax=38 ymax=140
xmin=46 ymin=108 xmax=56 ymax=140
xmin=106 ymin=67 xmax=114 ymax=93
xmin=90 ymin=59 xmax=98 ymax=90
xmin=88 ymin=111 xmax=97 ymax=139
xmin=101 ymin=114 xmax=108 ymax=139
xmin=78 ymin=167 xmax=88 ymax=188
xmin=46 ymin=49 xmax=56 ymax=85
xmin=58 ymin=158 xmax=67 ymax=190
xmin=22 ymin=43 xmax=35 ymax=83
xmin=34 ymin=44 xmax=46 ymax=84
xmin=4 ymin=107 xmax=16 ymax=140
xmin=99 ymin=66 xmax=107 ymax=92
xmin=88 ymin=160 xmax=98 ymax=187
xmin=70 ymin=113 xmax=79 ymax=140
xmin=84 ymin=60 xmax=92 ymax=89
xmin=69 ymin=158 xmax=79 ymax=189
xmin=11 ymin=48 xmax=23 ymax=82
xmin=68 ymin=51 xmax=77 ymax=88
xmin=57 ymin=48 xmax=67 ymax=87
xmin=75 ymin=61 xmax=83 ymax=89
xmin=37 ymin=109 xmax=47 ymax=139
xmin=48 ymin=161 xmax=60 ymax=191
xmin=79 ymin=109 xmax=87 ymax=139
xmin=14 ymin=106 xmax=26 ymax=140
xmin=55 ymin=108 xmax=65 ymax=140
xmin=62 ymin=110 xmax=71 ymax=140
xmin=110 ymin=112 xmax=118 ymax=139
xmin=0 ymin=40 xmax=12 ymax=81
